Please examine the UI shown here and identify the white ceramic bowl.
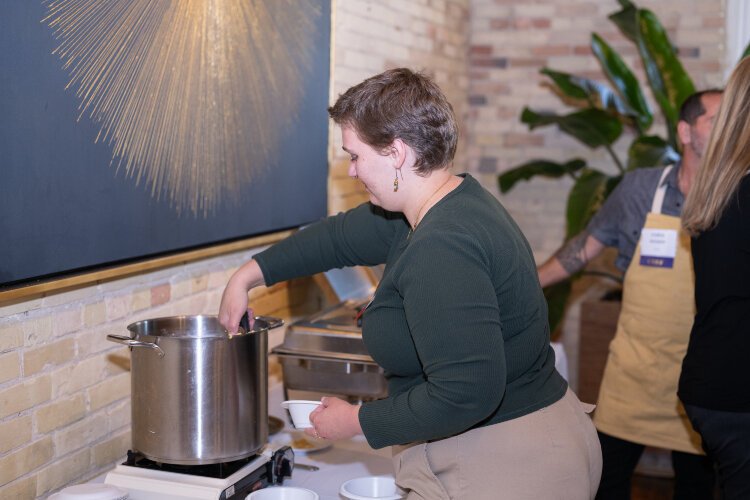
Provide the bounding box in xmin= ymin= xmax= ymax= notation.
xmin=48 ymin=484 xmax=129 ymax=500
xmin=280 ymin=400 xmax=320 ymax=429
xmin=246 ymin=486 xmax=319 ymax=500
xmin=340 ymin=475 xmax=405 ymax=500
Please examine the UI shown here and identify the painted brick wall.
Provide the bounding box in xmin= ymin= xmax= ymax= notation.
xmin=0 ymin=249 xmax=326 ymax=498
xmin=329 ymin=0 xmax=471 ymax=215
xmin=467 ymin=0 xmax=725 ymax=258
xmin=465 ymin=0 xmax=726 ymax=389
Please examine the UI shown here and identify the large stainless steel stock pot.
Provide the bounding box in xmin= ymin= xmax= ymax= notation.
xmin=107 ymin=314 xmax=283 ymax=465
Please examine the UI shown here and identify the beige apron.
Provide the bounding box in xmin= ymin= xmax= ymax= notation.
xmin=593 ymin=166 xmax=703 ymax=454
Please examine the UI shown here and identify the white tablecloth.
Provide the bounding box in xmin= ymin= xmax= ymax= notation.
xmin=551 ymin=341 xmax=568 ymax=381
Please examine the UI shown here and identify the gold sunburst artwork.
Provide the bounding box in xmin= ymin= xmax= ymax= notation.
xmin=43 ymin=0 xmax=321 ymax=216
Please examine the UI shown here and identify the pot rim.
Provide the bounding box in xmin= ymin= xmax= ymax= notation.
xmin=126 ymin=314 xmax=282 ymax=339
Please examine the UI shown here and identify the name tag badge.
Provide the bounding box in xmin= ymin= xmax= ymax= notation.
xmin=639 ymin=228 xmax=678 ymax=268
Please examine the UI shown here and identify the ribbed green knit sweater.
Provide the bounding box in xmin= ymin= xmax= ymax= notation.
xmin=256 ymin=174 xmax=566 ymax=449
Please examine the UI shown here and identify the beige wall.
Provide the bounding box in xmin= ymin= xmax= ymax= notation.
xmin=0 ymin=0 xmax=729 ymax=496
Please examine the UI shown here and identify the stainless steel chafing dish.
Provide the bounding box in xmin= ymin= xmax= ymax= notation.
xmin=272 ymin=298 xmax=388 ymax=402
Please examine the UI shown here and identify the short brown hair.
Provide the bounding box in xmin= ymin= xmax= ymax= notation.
xmin=679 ymin=89 xmax=723 ymax=125
xmin=328 ymin=68 xmax=458 ymax=174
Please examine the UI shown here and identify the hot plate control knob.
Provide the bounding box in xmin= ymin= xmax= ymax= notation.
xmin=268 ymin=445 xmax=294 ymax=484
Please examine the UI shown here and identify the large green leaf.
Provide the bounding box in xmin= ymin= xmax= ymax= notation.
xmin=498 ymin=158 xmax=586 ymax=193
xmin=541 ymin=68 xmax=640 ymax=124
xmin=541 ymin=68 xmax=588 ymax=100
xmin=635 ymin=9 xmax=695 ymax=149
xmin=565 ymin=169 xmax=612 ymax=238
xmin=522 ymin=107 xmax=623 ymax=148
xmin=590 ymin=33 xmax=652 ymax=131
xmin=627 ymin=135 xmax=680 ymax=170
xmin=497 ymin=0 xmax=691 ymax=345
xmin=608 ymin=0 xmax=637 ymax=43
xmin=742 ymin=40 xmax=750 ymax=60
xmin=544 ymin=280 xmax=572 ymax=336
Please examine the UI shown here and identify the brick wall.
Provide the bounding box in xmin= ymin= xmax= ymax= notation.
xmin=329 ymin=0 xmax=470 ymax=214
xmin=0 ymin=1 xmax=470 ymax=497
xmin=467 ymin=0 xmax=725 ymax=257
xmin=0 ymin=249 xmax=326 ymax=498
xmin=465 ymin=0 xmax=726 ymax=388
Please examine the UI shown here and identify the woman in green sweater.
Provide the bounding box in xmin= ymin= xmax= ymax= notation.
xmin=219 ymin=68 xmax=601 ymax=499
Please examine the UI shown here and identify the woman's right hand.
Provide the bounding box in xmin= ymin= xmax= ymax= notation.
xmin=218 ymin=259 xmax=266 ymax=334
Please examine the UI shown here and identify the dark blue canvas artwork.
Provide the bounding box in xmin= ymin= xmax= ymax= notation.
xmin=0 ymin=1 xmax=331 ymax=288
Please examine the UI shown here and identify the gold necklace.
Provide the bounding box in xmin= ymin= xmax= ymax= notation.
xmin=410 ymin=175 xmax=454 ymax=233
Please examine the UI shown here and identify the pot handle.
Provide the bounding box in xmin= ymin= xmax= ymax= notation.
xmin=253 ymin=315 xmax=284 ymax=331
xmin=107 ymin=334 xmax=165 ymax=358
xmin=231 ymin=314 xmax=284 ymax=338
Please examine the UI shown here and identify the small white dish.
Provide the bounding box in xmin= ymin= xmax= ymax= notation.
xmin=48 ymin=484 xmax=129 ymax=500
xmin=280 ymin=400 xmax=320 ymax=429
xmin=340 ymin=475 xmax=405 ymax=500
xmin=246 ymin=486 xmax=319 ymax=499
xmin=270 ymin=429 xmax=332 ymax=454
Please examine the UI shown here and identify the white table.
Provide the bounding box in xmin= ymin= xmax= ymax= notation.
xmin=269 ymin=383 xmax=395 ymax=500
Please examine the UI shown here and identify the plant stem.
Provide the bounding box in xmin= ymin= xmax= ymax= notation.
xmin=604 ymin=143 xmax=626 ymax=173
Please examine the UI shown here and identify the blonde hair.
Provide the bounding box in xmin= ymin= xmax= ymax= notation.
xmin=682 ymin=57 xmax=750 ymax=235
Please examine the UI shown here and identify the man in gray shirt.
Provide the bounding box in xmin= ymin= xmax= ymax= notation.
xmin=538 ymin=90 xmax=722 ymax=499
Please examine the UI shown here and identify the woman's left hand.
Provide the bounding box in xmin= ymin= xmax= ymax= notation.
xmin=306 ymin=397 xmax=362 ymax=441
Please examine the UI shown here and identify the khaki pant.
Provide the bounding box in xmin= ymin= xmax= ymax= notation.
xmin=393 ymin=389 xmax=602 ymax=499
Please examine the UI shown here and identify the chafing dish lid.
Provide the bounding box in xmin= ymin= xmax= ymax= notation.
xmin=272 ymin=299 xmax=373 ymax=359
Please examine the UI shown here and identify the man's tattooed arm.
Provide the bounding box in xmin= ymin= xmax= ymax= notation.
xmin=553 ymin=231 xmax=591 ymax=275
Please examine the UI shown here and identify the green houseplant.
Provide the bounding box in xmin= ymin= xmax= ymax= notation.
xmin=498 ymin=0 xmax=699 ymax=331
